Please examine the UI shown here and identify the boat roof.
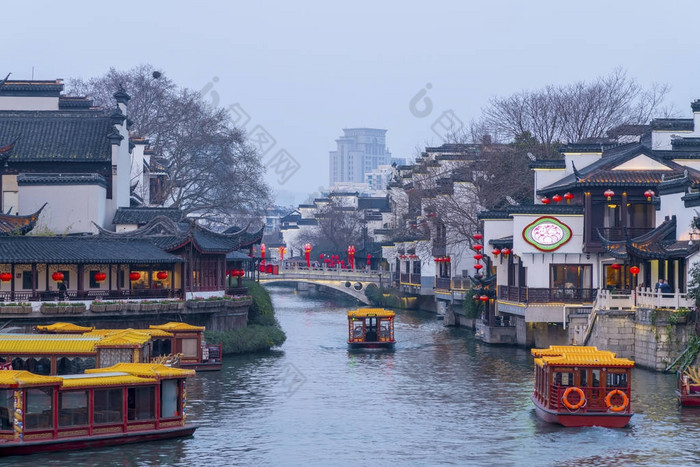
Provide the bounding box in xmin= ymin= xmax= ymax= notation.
xmin=0 ymin=334 xmax=100 ymax=354
xmin=85 ymin=328 xmax=173 ymax=338
xmin=149 ymin=322 xmax=206 ymax=332
xmin=60 ymin=372 xmax=156 ymax=388
xmin=0 ymin=370 xmax=63 ymax=388
xmin=347 ymin=308 xmax=396 ymax=318
xmin=36 ymin=322 xmax=95 ymax=333
xmin=85 ymin=362 xmax=195 ymax=379
xmin=532 ymin=345 xmax=634 ymax=368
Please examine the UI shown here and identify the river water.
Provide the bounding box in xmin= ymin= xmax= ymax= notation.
xmin=7 ymin=285 xmax=700 ymax=466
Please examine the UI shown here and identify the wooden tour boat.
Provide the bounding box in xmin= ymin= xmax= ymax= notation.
xmin=347 ymin=308 xmax=395 ymax=349
xmin=676 ymin=367 xmax=700 ymax=406
xmin=531 ymin=346 xmax=634 ymax=428
xmin=35 ymin=322 xmax=223 ymax=372
xmin=0 ymin=362 xmax=197 ymax=456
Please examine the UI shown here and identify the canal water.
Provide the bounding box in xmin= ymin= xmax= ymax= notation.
xmin=7 ymin=285 xmax=700 ymax=466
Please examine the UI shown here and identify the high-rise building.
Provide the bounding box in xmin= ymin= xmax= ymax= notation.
xmin=329 ymin=128 xmax=391 ymax=185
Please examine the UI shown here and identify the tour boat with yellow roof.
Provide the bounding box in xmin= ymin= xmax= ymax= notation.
xmin=531 ymin=345 xmax=634 ymax=427
xmin=36 ymin=321 xmax=224 ymax=372
xmin=347 ymin=308 xmax=395 ymax=349
xmin=0 ymin=362 xmax=197 ymax=456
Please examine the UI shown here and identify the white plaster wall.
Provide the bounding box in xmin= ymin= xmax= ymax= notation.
xmin=116 ymin=223 xmax=139 ymax=232
xmin=564 ymin=153 xmax=602 ymax=172
xmin=19 ymin=183 xmax=106 ymax=234
xmin=652 ymin=131 xmax=694 ymax=150
xmin=0 ymin=96 xmax=59 ymax=111
xmin=657 ymin=192 xmax=692 ymax=240
xmin=534 ymin=169 xmax=566 ymax=195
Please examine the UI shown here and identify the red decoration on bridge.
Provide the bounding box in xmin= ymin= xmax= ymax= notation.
xmin=304 ymin=243 xmax=312 ymax=269
xmin=260 ymin=243 xmax=266 ymax=267
xmin=279 ymin=246 xmax=286 ymax=262
xmin=348 ymin=245 xmax=356 ymax=270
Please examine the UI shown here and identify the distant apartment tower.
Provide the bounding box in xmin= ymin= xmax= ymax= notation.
xmin=329 ymin=128 xmax=392 ymax=185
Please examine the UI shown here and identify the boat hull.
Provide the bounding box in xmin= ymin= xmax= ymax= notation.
xmin=531 ymin=395 xmax=632 ymax=428
xmin=676 ymin=390 xmax=700 ymax=407
xmin=180 ymin=362 xmax=223 ymax=371
xmin=0 ymin=424 xmax=198 ymax=457
xmin=347 ymin=341 xmax=395 ymax=349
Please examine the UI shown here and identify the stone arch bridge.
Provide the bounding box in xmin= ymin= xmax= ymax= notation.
xmin=257 ymin=269 xmax=384 ymax=304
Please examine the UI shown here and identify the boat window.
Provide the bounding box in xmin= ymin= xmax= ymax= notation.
xmin=94 ymin=388 xmax=123 ymax=424
xmin=592 ymin=369 xmax=600 ymax=387
xmin=59 ymin=390 xmax=88 ymax=427
xmin=606 ymin=372 xmax=628 ymax=388
xmin=554 ymin=371 xmax=574 ymax=387
xmin=0 ymin=389 xmax=12 ymax=431
xmin=161 ymin=380 xmax=180 ymax=418
xmin=128 ymin=386 xmax=156 ymax=421
xmin=580 ymin=369 xmax=588 ymax=388
xmin=25 ymin=387 xmax=54 ymax=430
xmin=379 ymin=321 xmax=391 ymax=338
xmin=181 ymin=338 xmax=199 ymax=358
xmin=352 ymin=321 xmax=364 ymax=339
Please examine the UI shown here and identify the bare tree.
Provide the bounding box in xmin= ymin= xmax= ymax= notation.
xmin=68 ymin=65 xmax=271 ymax=227
xmin=483 ymin=68 xmax=671 ymax=158
xmin=301 ymin=198 xmax=365 ymax=255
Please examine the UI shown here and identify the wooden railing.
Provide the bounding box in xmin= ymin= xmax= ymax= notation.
xmin=0 ymin=288 xmax=183 ymax=302
xmin=596 ymin=287 xmax=694 ymax=310
xmin=498 ymin=286 xmax=596 ymax=304
xmin=435 ymin=277 xmax=451 ymax=290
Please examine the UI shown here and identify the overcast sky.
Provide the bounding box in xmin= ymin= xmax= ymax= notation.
xmin=4 ymin=0 xmax=700 ymax=205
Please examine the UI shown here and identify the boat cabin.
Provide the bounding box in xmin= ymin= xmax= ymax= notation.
xmin=0 ymin=362 xmax=196 ymax=455
xmin=149 ymin=322 xmax=222 ymax=371
xmin=531 ymin=346 xmax=634 ymax=427
xmin=347 ymin=308 xmax=395 ymax=348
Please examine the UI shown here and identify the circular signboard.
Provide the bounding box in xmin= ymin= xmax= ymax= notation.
xmin=522 ymin=216 xmax=573 ymax=251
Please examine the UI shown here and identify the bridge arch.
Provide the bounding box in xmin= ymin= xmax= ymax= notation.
xmin=257 ymin=270 xmax=383 ymax=305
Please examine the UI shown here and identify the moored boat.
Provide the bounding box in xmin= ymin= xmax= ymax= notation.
xmin=676 ymin=367 xmax=700 ymax=406
xmin=347 ymin=308 xmax=395 ymax=349
xmin=531 ymin=345 xmax=634 ymax=428
xmin=0 ymin=362 xmax=197 ymax=456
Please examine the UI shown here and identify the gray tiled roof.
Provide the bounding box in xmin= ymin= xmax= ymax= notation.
xmin=0 ymin=110 xmax=112 ymax=162
xmin=0 ymin=237 xmax=182 ymax=264
xmin=113 ymin=207 xmax=183 ymax=225
xmin=18 ymin=173 xmax=108 ymax=188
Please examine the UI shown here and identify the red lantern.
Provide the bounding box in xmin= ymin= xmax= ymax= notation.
xmin=473 ymin=244 xmax=483 ymax=251
xmin=157 ymin=271 xmax=168 ymax=280
xmin=541 ymin=197 xmax=551 ymax=205
xmin=644 ymin=189 xmax=655 ymax=202
xmin=474 ymin=264 xmax=483 ymax=270
xmin=52 ymin=271 xmax=64 ymax=282
xmin=445 ymin=257 xmax=451 ymax=262
xmin=473 ymin=294 xmax=480 ymax=301
xmin=552 ymin=194 xmax=563 ymax=203
xmin=501 ymin=248 xmax=511 ymax=257
xmin=473 ymin=254 xmax=483 ymax=261
xmin=129 ymin=272 xmax=141 ymax=281
xmin=604 ymin=189 xmax=615 ymax=201
xmin=610 ymin=263 xmax=621 ymax=270
xmin=492 ymin=248 xmax=501 ymax=257
xmin=94 ymin=272 xmax=106 ymax=283
xmin=473 ymin=233 xmax=483 ymax=241
xmin=564 ymin=192 xmax=574 ymax=203
xmin=0 ymin=272 xmax=11 ymax=282
xmin=479 ymin=295 xmax=489 ymax=302
xmin=630 ymin=266 xmax=640 ymax=275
